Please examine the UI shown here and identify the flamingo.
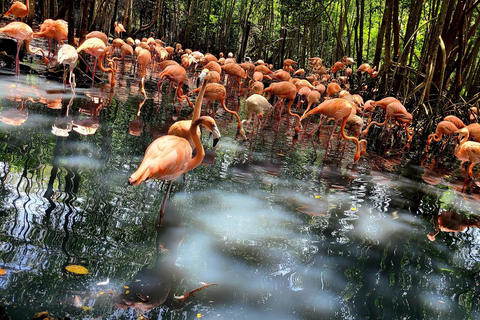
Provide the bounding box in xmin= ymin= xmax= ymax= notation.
xmin=3 ymin=0 xmax=29 ymax=20
xmin=77 ymin=37 xmax=115 ymax=87
xmin=128 ymin=116 xmax=221 ymax=226
xmin=443 ymin=115 xmax=465 ymax=129
xmin=57 ymin=44 xmax=78 ymax=90
xmin=425 ymin=121 xmax=459 ymax=152
xmin=114 ymin=22 xmax=126 ymax=38
xmin=157 ymin=65 xmax=194 ymax=108
xmin=0 ymin=22 xmax=49 ymax=74
xmin=301 ymin=98 xmax=365 ymax=163
xmin=455 ymin=128 xmax=480 ymax=181
xmin=137 ymin=49 xmax=151 ymax=97
xmin=262 ymin=81 xmax=300 ymax=136
xmin=242 ymin=94 xmax=273 ymax=137
xmin=33 ymin=19 xmax=68 ymax=59
xmin=168 ymin=69 xmax=220 ymax=148
xmin=221 ymin=63 xmax=247 ymax=94
xmin=188 ymin=82 xmax=246 ymax=139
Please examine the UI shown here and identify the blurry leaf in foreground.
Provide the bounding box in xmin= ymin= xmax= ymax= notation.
xmin=0 ymin=269 xmax=6 ymax=276
xmin=65 ymin=265 xmax=88 ymax=275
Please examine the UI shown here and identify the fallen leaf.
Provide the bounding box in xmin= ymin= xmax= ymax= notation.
xmin=65 ymin=265 xmax=89 ymax=275
xmin=0 ymin=269 xmax=6 ymax=276
xmin=82 ymin=306 xmax=94 ymax=311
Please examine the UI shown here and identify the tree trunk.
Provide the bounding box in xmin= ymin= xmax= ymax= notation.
xmin=67 ymin=0 xmax=74 ymax=45
xmin=373 ymin=1 xmax=388 ymax=69
xmin=203 ymin=0 xmax=212 ymax=52
xmin=109 ymin=0 xmax=119 ymax=37
xmin=392 ymin=0 xmax=400 ymax=59
xmin=78 ymin=0 xmax=93 ymax=43
xmin=132 ymin=0 xmax=161 ymax=38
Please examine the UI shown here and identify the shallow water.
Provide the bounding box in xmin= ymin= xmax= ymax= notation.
xmin=0 ymin=64 xmax=479 ymax=319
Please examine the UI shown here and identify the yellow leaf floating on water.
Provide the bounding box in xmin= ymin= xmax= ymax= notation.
xmin=81 ymin=306 xmax=94 ymax=311
xmin=197 ymin=314 xmax=202 ymax=318
xmin=350 ymin=207 xmax=357 ymax=211
xmin=0 ymin=269 xmax=6 ymax=276
xmin=392 ymin=211 xmax=399 ymax=219
xmin=314 ymin=195 xmax=321 ymax=199
xmin=124 ymin=286 xmax=129 ymax=289
xmin=65 ymin=265 xmax=89 ymax=275
xmin=125 ymin=290 xmax=130 ymax=294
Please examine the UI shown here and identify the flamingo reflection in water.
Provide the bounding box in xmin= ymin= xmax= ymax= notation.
xmin=51 ymin=91 xmax=75 ymax=137
xmin=427 ymin=210 xmax=480 ymax=241
xmin=129 ymin=96 xmax=147 ymax=136
xmin=115 ymin=202 xmax=216 ymax=315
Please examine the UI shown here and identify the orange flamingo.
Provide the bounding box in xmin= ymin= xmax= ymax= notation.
xmin=77 ymin=37 xmax=115 ymax=87
xmin=301 ymin=98 xmax=365 ymax=162
xmin=221 ymin=63 xmax=247 ymax=94
xmin=168 ymin=69 xmax=218 ymax=148
xmin=3 ymin=0 xmax=29 ymax=20
xmin=0 ymin=22 xmax=49 ymax=74
xmin=465 ymin=123 xmax=480 ymax=141
xmin=362 ymin=101 xmax=412 ymax=136
xmin=301 ymin=90 xmax=321 ymax=116
xmin=128 ymin=116 xmax=221 ymax=226
xmin=330 ymin=61 xmax=345 ymax=74
xmin=326 ymin=82 xmax=341 ymax=99
xmin=114 ymin=21 xmax=126 ymax=38
xmin=444 ymin=115 xmax=465 ymax=129
xmin=188 ymin=82 xmax=246 ymax=139
xmin=137 ymin=49 xmax=151 ymax=96
xmin=425 ymin=121 xmax=459 ymax=152
xmin=263 ymin=81 xmax=300 ymax=136
xmin=57 ymin=44 xmax=78 ymax=90
xmin=33 ymin=19 xmax=68 ymax=59
xmin=455 ymin=128 xmax=480 ymax=181
xmin=158 ymin=65 xmax=194 ymax=108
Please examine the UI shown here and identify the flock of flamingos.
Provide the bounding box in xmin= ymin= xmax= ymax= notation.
xmin=1 ymin=1 xmax=480 ymax=218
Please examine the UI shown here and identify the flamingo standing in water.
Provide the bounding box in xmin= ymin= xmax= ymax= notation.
xmin=128 ymin=116 xmax=221 ymax=226
xmin=57 ymin=44 xmax=78 ymax=90
xmin=158 ymin=65 xmax=194 ymax=108
xmin=262 ymin=81 xmax=300 ymax=136
xmin=137 ymin=48 xmax=151 ymax=97
xmin=77 ymin=37 xmax=115 ymax=87
xmin=0 ymin=22 xmax=49 ymax=74
xmin=168 ymin=69 xmax=220 ymax=147
xmin=188 ymin=82 xmax=246 ymax=139
xmin=455 ymin=128 xmax=480 ymax=182
xmin=301 ymin=98 xmax=365 ymax=163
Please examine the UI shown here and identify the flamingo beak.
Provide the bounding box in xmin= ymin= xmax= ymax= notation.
xmin=199 ymin=68 xmax=209 ymax=83
xmin=212 ymin=125 xmax=221 ymax=147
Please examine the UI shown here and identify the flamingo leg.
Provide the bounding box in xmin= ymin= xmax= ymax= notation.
xmin=157 ymin=180 xmax=174 ymax=228
xmin=91 ymin=57 xmax=98 ymax=87
xmin=15 ymin=40 xmax=21 ymax=75
xmin=324 ymin=124 xmax=336 ymax=160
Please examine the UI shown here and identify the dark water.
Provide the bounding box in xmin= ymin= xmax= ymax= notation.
xmin=0 ymin=64 xmax=479 ymax=320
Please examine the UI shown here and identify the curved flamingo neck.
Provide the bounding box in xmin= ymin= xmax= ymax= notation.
xmin=25 ymin=39 xmax=49 ymax=64
xmin=460 ymin=130 xmax=470 ymax=145
xmin=186 ymin=118 xmax=206 ymax=171
xmin=339 ymin=115 xmax=361 ymax=162
xmin=192 ymin=79 xmax=208 ymax=121
xmin=98 ymin=54 xmax=115 ymax=86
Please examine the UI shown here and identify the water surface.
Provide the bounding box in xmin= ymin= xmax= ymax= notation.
xmin=0 ymin=68 xmax=479 ymax=319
